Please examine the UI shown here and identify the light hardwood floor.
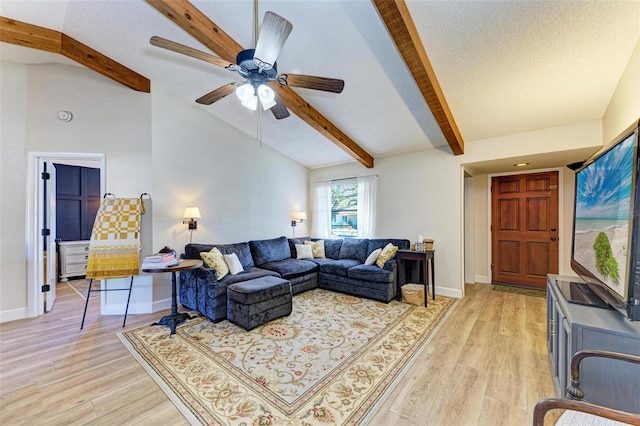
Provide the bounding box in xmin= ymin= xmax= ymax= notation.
xmin=0 ymin=282 xmax=556 ymax=425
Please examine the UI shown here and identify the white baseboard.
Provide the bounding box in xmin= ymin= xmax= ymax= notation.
xmin=475 ymin=275 xmax=491 ymax=284
xmin=0 ymin=307 xmax=28 ymax=323
xmin=435 ymin=286 xmax=463 ymax=299
xmin=152 ymin=297 xmax=171 ymax=313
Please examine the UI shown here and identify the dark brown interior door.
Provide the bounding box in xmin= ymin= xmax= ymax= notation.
xmin=491 ymin=171 xmax=559 ymax=289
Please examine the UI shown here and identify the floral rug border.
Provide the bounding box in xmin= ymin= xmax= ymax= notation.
xmin=118 ymin=290 xmax=457 ymax=425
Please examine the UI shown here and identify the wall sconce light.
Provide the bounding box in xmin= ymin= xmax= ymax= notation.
xmin=291 ymin=211 xmax=306 ymax=237
xmin=291 ymin=211 xmax=307 ymax=228
xmin=183 ymin=206 xmax=201 ymax=230
xmin=183 ymin=206 xmax=201 ymax=243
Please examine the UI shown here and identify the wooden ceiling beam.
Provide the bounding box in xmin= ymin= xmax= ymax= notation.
xmin=146 ymin=0 xmax=374 ymax=168
xmin=275 ymin=85 xmax=374 ymax=168
xmin=0 ymin=17 xmax=150 ymax=93
xmin=372 ymin=0 xmax=464 ymax=155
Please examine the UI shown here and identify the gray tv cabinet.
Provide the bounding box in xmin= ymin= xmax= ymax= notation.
xmin=547 ymin=274 xmax=640 ymax=412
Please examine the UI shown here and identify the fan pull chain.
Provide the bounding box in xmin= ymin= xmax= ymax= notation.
xmin=253 ymin=0 xmax=259 ymax=47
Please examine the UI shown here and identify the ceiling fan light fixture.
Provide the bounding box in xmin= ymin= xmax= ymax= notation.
xmin=241 ymin=95 xmax=259 ymax=111
xmin=236 ymin=83 xmax=255 ymax=103
xmin=257 ymin=84 xmax=276 ymax=110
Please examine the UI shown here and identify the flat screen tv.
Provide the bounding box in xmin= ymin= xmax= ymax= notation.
xmin=569 ymin=119 xmax=640 ymax=321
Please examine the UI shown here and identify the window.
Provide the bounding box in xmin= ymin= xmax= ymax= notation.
xmin=313 ymin=175 xmax=377 ymax=238
xmin=331 ymin=180 xmax=358 ymax=237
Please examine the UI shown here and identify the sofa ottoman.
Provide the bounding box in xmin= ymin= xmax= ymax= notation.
xmin=226 ymin=276 xmax=293 ymax=330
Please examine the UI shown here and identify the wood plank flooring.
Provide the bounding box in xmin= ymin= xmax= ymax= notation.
xmin=0 ymin=282 xmax=557 ymax=425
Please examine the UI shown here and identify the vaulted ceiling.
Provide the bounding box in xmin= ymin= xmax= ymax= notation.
xmin=1 ymin=0 xmax=638 ymax=170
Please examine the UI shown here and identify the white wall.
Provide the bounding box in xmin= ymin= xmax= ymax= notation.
xmin=150 ymin=85 xmax=309 ymax=301
xmin=0 ymin=62 xmax=309 ymax=321
xmin=0 ymin=61 xmax=29 ymax=320
xmin=311 ymin=120 xmax=603 ymax=298
xmin=603 ymin=39 xmax=640 ymax=144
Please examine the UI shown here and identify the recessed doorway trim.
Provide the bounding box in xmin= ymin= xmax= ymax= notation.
xmin=26 ymin=152 xmax=106 ymax=317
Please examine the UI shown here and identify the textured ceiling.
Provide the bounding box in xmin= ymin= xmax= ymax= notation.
xmin=1 ymin=0 xmax=638 ymax=171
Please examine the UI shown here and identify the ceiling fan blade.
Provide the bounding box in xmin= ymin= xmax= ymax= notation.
xmin=253 ymin=11 xmax=293 ymax=70
xmin=282 ymin=74 xmax=345 ymax=93
xmin=150 ymin=36 xmax=234 ymax=69
xmin=196 ymin=83 xmax=236 ymax=105
xmin=270 ymin=92 xmax=290 ymax=120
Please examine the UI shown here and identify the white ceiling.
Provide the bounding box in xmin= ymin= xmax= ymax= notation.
xmin=1 ymin=0 xmax=638 ymax=172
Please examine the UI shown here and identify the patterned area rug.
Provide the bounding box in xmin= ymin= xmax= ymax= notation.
xmin=118 ymin=289 xmax=456 ymax=425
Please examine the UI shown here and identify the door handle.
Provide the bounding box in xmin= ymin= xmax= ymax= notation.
xmin=551 ymin=237 xmax=557 ymax=241
xmin=551 ymin=227 xmax=557 ymax=232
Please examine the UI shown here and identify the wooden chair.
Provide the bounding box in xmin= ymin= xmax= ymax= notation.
xmin=533 ymin=349 xmax=640 ymax=425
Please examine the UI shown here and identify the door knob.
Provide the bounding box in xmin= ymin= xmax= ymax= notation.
xmin=551 ymin=237 xmax=557 ymax=241
xmin=551 ymin=227 xmax=557 ymax=232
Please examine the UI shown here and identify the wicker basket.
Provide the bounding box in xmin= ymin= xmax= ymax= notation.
xmin=401 ymin=283 xmax=425 ymax=306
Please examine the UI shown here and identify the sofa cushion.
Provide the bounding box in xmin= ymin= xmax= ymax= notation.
xmin=227 ymin=276 xmax=291 ymax=305
xmin=187 ymin=243 xmax=256 ymax=269
xmin=218 ymin=267 xmax=279 ymax=285
xmin=250 ymin=236 xmax=291 ymax=266
xmin=307 ymin=258 xmax=335 ymax=267
xmin=304 ymin=239 xmax=325 ymax=258
xmin=322 ymin=239 xmax=343 ymax=259
xmin=200 ymin=247 xmax=229 ymax=280
xmin=319 ymin=259 xmax=361 ymax=277
xmin=288 ymin=237 xmax=311 ymax=258
xmin=339 ymin=238 xmax=369 ymax=263
xmin=261 ymin=258 xmax=318 ymax=279
xmin=347 ymin=264 xmax=393 ymax=283
xmin=376 ymin=243 xmax=399 ymax=268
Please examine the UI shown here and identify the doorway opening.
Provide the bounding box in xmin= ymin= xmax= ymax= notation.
xmin=27 ymin=152 xmax=105 ymax=317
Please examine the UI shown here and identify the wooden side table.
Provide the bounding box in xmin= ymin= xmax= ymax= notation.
xmin=396 ymin=249 xmax=435 ymax=306
xmin=142 ymin=258 xmax=203 ymax=335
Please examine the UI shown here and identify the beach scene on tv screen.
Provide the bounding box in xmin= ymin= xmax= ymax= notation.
xmin=573 ymin=134 xmax=635 ymax=300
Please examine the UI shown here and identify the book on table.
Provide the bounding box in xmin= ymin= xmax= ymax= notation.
xmin=141 ymin=252 xmax=179 ymax=269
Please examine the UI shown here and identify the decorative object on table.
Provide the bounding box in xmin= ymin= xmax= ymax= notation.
xmin=82 ymin=194 xmax=144 ymax=330
xmin=402 ymin=283 xmax=426 ymax=306
xmin=182 ymin=206 xmax=201 ymax=243
xmin=290 ymin=211 xmax=306 ymax=237
xmin=119 ymin=289 xmax=457 ymax=425
xmin=415 ymin=238 xmax=434 ymax=252
xmin=141 ymin=246 xmax=179 ymax=269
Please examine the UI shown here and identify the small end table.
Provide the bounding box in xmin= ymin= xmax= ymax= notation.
xmin=142 ymin=258 xmax=203 ymax=335
xmin=396 ymin=249 xmax=435 ymax=307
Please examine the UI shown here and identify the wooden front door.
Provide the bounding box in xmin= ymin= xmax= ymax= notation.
xmin=491 ymin=171 xmax=559 ymax=289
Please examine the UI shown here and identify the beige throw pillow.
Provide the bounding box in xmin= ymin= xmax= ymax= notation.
xmin=224 ymin=253 xmax=244 ymax=275
xmin=296 ymin=244 xmax=313 ymax=259
xmin=200 ymin=247 xmax=229 ymax=280
xmin=304 ymin=239 xmax=325 ymax=258
xmin=365 ymin=248 xmax=382 ymax=265
xmin=376 ymin=243 xmax=398 ymax=268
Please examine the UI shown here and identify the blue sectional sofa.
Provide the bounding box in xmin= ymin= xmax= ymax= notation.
xmin=179 ymin=236 xmax=410 ymax=322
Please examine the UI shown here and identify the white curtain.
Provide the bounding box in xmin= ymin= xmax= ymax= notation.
xmin=313 ymin=181 xmax=332 ymax=238
xmin=357 ymin=175 xmax=377 ymax=238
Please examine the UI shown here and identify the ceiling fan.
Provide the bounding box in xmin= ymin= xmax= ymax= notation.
xmin=150 ymin=10 xmax=344 ymax=120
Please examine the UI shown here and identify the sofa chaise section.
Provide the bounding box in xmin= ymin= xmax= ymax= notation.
xmin=179 ymin=242 xmax=278 ymax=322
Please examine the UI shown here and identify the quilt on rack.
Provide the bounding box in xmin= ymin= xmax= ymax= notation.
xmin=86 ymin=197 xmax=142 ymax=279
